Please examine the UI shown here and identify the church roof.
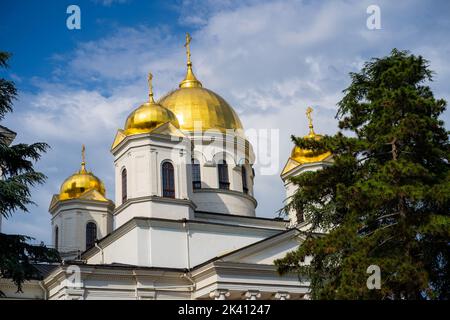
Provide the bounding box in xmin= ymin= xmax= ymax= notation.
xmin=191 ymin=228 xmax=303 ymax=270
xmin=59 ymin=261 xmax=187 ymax=273
xmin=80 ymin=215 xmax=290 ymax=261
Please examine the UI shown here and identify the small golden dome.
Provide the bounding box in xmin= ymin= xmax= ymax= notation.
xmin=124 ymin=102 xmax=180 ymax=135
xmin=59 ymin=145 xmax=106 ymax=201
xmin=124 ymin=73 xmax=180 ymax=136
xmin=290 ymin=107 xmax=331 ymax=165
xmin=290 ymin=134 xmax=331 ymax=164
xmin=159 ymin=32 xmax=243 ymax=134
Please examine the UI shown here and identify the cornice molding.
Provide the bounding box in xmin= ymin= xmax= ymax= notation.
xmin=113 ymin=195 xmax=197 ymax=215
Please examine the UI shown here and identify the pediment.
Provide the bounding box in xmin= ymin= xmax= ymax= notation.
xmin=111 ymin=129 xmax=126 ymax=150
xmin=48 ymin=194 xmax=60 ymax=211
xmin=78 ymin=189 xmax=108 ymax=202
xmin=220 ymin=229 xmax=304 ymax=265
xmin=281 ymin=158 xmax=301 ymax=177
xmin=151 ymin=122 xmax=186 ymax=137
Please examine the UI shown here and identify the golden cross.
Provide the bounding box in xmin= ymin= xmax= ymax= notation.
xmin=184 ymin=32 xmax=192 ymax=65
xmin=148 ymin=72 xmax=154 ymax=102
xmin=306 ymin=106 xmax=315 ymax=135
xmin=81 ymin=144 xmax=86 ymax=172
xmin=82 ymin=144 xmax=86 ymax=164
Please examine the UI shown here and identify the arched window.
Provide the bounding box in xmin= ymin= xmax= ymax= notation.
xmin=54 ymin=226 xmax=59 ymax=250
xmin=191 ymin=159 xmax=201 ymax=190
xmin=218 ymin=160 xmax=229 ymax=190
xmin=162 ymin=162 xmax=175 ymax=198
xmin=121 ymin=168 xmax=127 ymax=203
xmin=241 ymin=165 xmax=248 ymax=194
xmin=86 ymin=222 xmax=97 ymax=250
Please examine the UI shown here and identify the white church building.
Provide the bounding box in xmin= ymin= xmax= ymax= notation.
xmin=1 ymin=34 xmax=333 ymax=300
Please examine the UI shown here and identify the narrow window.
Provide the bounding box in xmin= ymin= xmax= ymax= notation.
xmin=241 ymin=165 xmax=248 ymax=194
xmin=121 ymin=168 xmax=127 ymax=203
xmin=55 ymin=226 xmax=59 ymax=250
xmin=192 ymin=159 xmax=201 ymax=190
xmin=218 ymin=160 xmax=230 ymax=190
xmin=86 ymin=222 xmax=97 ymax=250
xmin=162 ymin=162 xmax=175 ymax=198
xmin=296 ymin=209 xmax=305 ymax=223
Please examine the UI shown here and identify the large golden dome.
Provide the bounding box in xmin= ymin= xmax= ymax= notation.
xmin=124 ymin=73 xmax=180 ymax=136
xmin=158 ymin=33 xmax=243 ymax=134
xmin=158 ymin=84 xmax=243 ymax=133
xmin=59 ymin=146 xmax=106 ymax=201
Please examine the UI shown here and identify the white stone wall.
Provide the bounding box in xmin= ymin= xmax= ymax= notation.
xmin=112 ymin=130 xmax=257 ymax=226
xmin=113 ymin=135 xmax=192 ymax=204
xmin=85 ymin=218 xmax=283 ymax=269
xmin=114 ymin=197 xmax=195 ymax=227
xmin=112 ymin=133 xmax=194 ymax=228
xmin=191 ymin=189 xmax=256 ymax=217
xmin=50 ymin=200 xmax=113 ymax=254
xmin=190 ymin=132 xmax=257 ymax=217
xmin=281 ymin=162 xmax=329 ymax=225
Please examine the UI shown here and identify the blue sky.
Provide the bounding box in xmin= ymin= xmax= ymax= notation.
xmin=1 ymin=0 xmax=450 ymax=245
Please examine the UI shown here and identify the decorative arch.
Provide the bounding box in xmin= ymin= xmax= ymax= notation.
xmin=192 ymin=149 xmax=208 ymax=164
xmin=212 ymin=151 xmax=236 ymax=166
xmin=236 ymin=157 xmax=251 ymax=166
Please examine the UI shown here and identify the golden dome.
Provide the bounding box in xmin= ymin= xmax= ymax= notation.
xmin=158 ymin=85 xmax=243 ymax=133
xmin=158 ymin=33 xmax=243 ymax=134
xmin=286 ymin=107 xmax=331 ymax=170
xmin=59 ymin=145 xmax=106 ymax=201
xmin=290 ymin=134 xmax=331 ymax=164
xmin=124 ymin=73 xmax=180 ymax=136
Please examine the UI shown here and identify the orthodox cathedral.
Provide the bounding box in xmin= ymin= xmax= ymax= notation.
xmin=1 ymin=34 xmax=332 ymax=300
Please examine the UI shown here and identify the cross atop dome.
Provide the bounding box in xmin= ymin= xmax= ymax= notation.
xmin=148 ymin=72 xmax=155 ymax=103
xmin=180 ymin=32 xmax=202 ymax=88
xmin=81 ymin=144 xmax=86 ymax=173
xmin=184 ymin=32 xmax=192 ymax=66
xmin=306 ymin=106 xmax=316 ymax=137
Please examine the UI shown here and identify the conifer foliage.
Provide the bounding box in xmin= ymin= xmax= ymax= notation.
xmin=0 ymin=52 xmax=60 ymax=294
xmin=276 ymin=49 xmax=450 ymax=299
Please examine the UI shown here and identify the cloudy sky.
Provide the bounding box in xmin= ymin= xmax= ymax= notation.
xmin=1 ymin=0 xmax=450 ymax=244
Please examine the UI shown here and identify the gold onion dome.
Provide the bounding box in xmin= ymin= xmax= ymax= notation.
xmin=158 ymin=33 xmax=243 ymax=133
xmin=290 ymin=107 xmax=331 ymax=165
xmin=59 ymin=145 xmax=106 ymax=201
xmin=124 ymin=73 xmax=180 ymax=135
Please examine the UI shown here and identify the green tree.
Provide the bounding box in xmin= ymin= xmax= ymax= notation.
xmin=275 ymin=49 xmax=450 ymax=300
xmin=0 ymin=52 xmax=60 ymax=295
